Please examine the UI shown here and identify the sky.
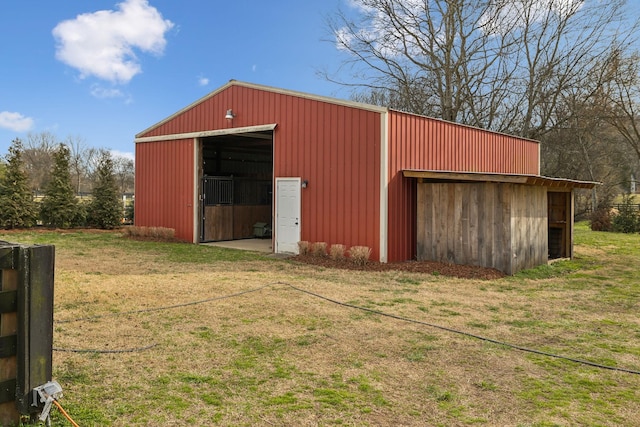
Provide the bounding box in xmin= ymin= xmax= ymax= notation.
xmin=2 ymin=0 xmax=640 ymax=161
xmin=0 ymin=0 xmax=351 ymax=160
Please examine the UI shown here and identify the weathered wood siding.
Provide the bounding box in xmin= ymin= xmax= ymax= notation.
xmin=510 ymin=185 xmax=548 ymax=273
xmin=417 ymin=182 xmax=547 ymax=274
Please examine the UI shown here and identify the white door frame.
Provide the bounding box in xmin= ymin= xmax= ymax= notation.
xmin=275 ymin=177 xmax=301 ymax=254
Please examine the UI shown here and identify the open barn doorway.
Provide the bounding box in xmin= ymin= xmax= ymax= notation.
xmin=547 ymin=191 xmax=571 ymax=259
xmin=199 ymin=130 xmax=273 ymax=242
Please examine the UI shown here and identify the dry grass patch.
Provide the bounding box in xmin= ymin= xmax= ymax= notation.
xmin=2 ymin=227 xmax=639 ymax=426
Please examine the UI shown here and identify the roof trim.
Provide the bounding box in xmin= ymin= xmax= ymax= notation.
xmin=135 ymin=80 xmax=388 ymax=138
xmin=402 ymin=170 xmax=598 ymax=189
xmin=135 ymin=123 xmax=278 ymax=143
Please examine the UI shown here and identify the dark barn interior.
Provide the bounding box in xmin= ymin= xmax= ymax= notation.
xmin=200 ymin=131 xmax=273 ymax=242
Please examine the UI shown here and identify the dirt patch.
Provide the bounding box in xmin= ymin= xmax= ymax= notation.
xmin=290 ymin=254 xmax=505 ymax=280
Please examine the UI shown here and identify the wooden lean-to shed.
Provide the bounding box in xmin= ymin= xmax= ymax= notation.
xmin=134 ymin=80 xmax=595 ymax=274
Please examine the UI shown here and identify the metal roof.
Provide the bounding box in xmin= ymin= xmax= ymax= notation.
xmin=402 ymin=170 xmax=598 ymax=189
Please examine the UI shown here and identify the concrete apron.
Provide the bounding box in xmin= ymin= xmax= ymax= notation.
xmin=201 ymin=238 xmax=273 ymax=253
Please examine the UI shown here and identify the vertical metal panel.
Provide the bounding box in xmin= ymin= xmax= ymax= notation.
xmin=137 ymin=85 xmax=382 ymax=259
xmin=135 ymin=138 xmax=194 ymax=241
xmin=386 ymin=110 xmax=541 ymax=262
xmin=271 ymin=93 xmax=382 ymax=260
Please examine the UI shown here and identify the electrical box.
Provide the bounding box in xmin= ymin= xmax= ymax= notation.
xmin=0 ymin=242 xmax=55 ymax=423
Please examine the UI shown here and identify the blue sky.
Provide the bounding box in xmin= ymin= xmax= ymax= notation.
xmin=0 ymin=0 xmax=351 ymax=159
xmin=2 ymin=1 xmax=639 ymax=161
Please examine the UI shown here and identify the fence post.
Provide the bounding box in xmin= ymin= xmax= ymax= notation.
xmin=0 ymin=243 xmax=55 ymax=425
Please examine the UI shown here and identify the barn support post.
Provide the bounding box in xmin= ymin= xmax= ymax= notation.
xmin=0 ymin=242 xmax=54 ymax=425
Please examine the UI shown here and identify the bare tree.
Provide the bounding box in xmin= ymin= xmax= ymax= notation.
xmin=112 ymin=156 xmax=135 ymax=194
xmin=542 ymin=87 xmax=631 ymax=210
xmin=66 ymin=135 xmax=98 ymax=195
xmin=328 ymin=0 xmax=637 ymax=139
xmin=66 ymin=135 xmax=102 ymax=195
xmin=603 ymin=50 xmax=640 ymax=162
xmin=22 ymin=131 xmax=58 ymax=193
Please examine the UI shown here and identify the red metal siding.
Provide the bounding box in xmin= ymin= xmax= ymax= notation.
xmin=386 ymin=111 xmax=540 ymax=262
xmin=138 ymin=85 xmax=382 ymax=259
xmin=135 ymin=138 xmax=194 ymax=241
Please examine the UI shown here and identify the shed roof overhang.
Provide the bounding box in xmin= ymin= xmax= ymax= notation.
xmin=402 ymin=170 xmax=598 ymax=189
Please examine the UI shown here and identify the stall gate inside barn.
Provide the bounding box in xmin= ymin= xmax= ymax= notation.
xmin=201 ymin=176 xmax=272 ymax=242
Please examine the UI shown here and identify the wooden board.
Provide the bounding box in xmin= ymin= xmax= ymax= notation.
xmin=204 ymin=205 xmax=272 ymax=241
xmin=417 ymin=182 xmax=548 ymax=275
xmin=0 ymin=268 xmax=19 ymax=424
xmin=204 ymin=206 xmax=233 ymax=241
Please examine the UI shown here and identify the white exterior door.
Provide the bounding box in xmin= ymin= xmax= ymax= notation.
xmin=275 ymin=178 xmax=301 ymax=254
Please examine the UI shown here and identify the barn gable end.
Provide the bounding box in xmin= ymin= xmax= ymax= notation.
xmin=135 ymin=81 xmax=383 ymax=259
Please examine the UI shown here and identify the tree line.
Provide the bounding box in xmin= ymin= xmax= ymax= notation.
xmin=328 ymin=0 xmax=640 ymax=213
xmin=0 ymin=134 xmax=133 ymax=229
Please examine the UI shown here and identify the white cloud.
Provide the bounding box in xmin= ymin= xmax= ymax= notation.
xmin=110 ymin=149 xmax=135 ymax=161
xmin=198 ymin=76 xmax=209 ymax=86
xmin=0 ymin=111 xmax=34 ymax=132
xmin=480 ymin=0 xmax=584 ymax=36
xmin=52 ymin=0 xmax=174 ymax=84
xmin=334 ymin=27 xmax=355 ymax=51
xmin=90 ymin=84 xmax=125 ymax=99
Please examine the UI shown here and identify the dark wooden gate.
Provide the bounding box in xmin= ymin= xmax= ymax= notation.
xmin=201 ymin=177 xmax=272 ymax=242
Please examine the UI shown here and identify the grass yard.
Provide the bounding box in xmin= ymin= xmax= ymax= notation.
xmin=1 ymin=223 xmax=639 ymax=426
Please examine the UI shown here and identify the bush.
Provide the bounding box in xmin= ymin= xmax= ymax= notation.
xmin=297 ymin=241 xmax=311 ymax=255
xmin=348 ymin=246 xmax=372 ymax=265
xmin=311 ymin=242 xmax=328 ymax=257
xmin=87 ymin=150 xmax=121 ymax=229
xmin=590 ymin=207 xmax=613 ymax=231
xmin=124 ymin=200 xmax=134 ymax=224
xmin=612 ymin=194 xmax=640 ymax=233
xmin=40 ymin=144 xmax=83 ymax=228
xmin=329 ymin=244 xmax=346 ymax=260
xmin=122 ymin=226 xmax=175 ymax=240
xmin=0 ymin=139 xmax=38 ymax=228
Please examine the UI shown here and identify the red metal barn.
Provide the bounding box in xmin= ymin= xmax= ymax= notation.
xmin=135 ymin=81 xmax=595 ymax=274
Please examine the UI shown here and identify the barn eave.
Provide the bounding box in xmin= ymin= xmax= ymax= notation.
xmin=402 ymin=170 xmax=599 ymax=189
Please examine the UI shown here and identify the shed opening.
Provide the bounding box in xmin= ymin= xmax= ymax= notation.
xmin=199 ymin=131 xmax=273 ymax=242
xmin=547 ymin=191 xmax=570 ymax=259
